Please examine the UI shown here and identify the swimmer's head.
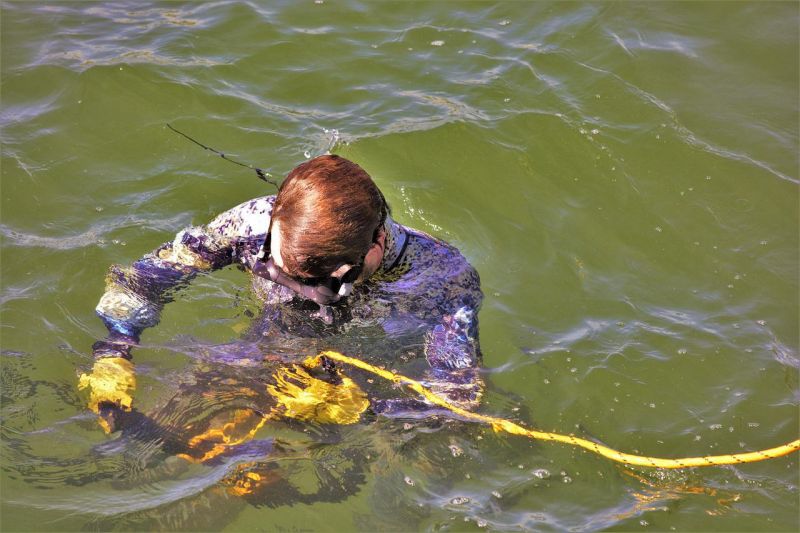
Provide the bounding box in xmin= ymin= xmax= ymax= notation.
xmin=270 ymin=155 xmax=387 ymax=283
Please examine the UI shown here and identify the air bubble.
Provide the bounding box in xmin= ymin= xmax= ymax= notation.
xmin=449 ymin=444 xmax=463 ymax=457
xmin=450 ymin=496 xmax=470 ymax=505
xmin=430 ymin=40 xmax=445 ymax=47
xmin=404 ymin=476 xmax=415 ymax=486
xmin=532 ymin=468 xmax=550 ymax=479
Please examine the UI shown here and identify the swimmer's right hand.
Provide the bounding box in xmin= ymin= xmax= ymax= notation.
xmin=78 ymin=357 xmax=136 ymax=433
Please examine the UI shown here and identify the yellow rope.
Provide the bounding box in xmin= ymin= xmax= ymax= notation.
xmin=304 ymin=351 xmax=800 ymax=469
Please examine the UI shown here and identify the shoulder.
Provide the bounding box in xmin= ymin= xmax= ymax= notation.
xmin=403 ymin=226 xmax=481 ymax=288
xmin=404 ymin=226 xmax=473 ymax=267
xmin=206 ymin=195 xmax=275 ymax=239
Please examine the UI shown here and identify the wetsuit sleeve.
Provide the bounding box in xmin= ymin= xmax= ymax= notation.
xmin=94 ymin=198 xmax=272 ymax=348
xmin=373 ymin=254 xmax=483 ymax=417
xmin=95 ymin=227 xmax=235 ymax=345
xmin=423 ymin=304 xmax=483 ymax=410
xmin=424 ymin=306 xmax=480 ymax=371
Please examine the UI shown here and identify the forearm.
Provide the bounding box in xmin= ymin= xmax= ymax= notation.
xmin=95 ymin=226 xmax=236 ymax=347
xmin=423 ymin=306 xmax=483 ymax=409
xmin=373 ymin=306 xmax=483 ymax=416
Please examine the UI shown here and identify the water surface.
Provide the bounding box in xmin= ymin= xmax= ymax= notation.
xmin=1 ymin=1 xmax=798 ymax=531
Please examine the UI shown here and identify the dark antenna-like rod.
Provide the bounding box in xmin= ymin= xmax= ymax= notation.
xmin=166 ymin=123 xmax=278 ymax=188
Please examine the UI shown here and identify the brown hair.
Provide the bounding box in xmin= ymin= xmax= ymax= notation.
xmin=272 ymin=155 xmax=386 ymax=279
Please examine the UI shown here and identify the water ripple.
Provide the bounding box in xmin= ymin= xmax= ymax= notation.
xmin=0 ymin=213 xmax=188 ymax=250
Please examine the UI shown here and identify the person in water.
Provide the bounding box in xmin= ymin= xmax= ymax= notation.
xmin=80 ymin=154 xmax=483 ymax=432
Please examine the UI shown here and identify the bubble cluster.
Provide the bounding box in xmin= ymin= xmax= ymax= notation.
xmin=449 ymin=444 xmax=464 ymax=457
xmin=532 ymin=468 xmax=551 ymax=479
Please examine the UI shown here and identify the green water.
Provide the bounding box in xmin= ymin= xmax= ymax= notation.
xmin=1 ymin=1 xmax=798 ymax=531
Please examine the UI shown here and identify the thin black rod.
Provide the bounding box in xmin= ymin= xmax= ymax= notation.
xmin=166 ymin=123 xmax=278 ymax=188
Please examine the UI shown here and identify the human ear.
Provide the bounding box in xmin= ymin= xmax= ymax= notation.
xmin=362 ymin=231 xmax=386 ymax=278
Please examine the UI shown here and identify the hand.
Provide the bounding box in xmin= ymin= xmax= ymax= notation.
xmin=267 ymin=365 xmax=368 ymax=425
xmin=78 ymin=357 xmax=136 ymax=433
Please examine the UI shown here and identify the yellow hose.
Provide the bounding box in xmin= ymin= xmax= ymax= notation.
xmin=304 ymin=351 xmax=800 ymax=469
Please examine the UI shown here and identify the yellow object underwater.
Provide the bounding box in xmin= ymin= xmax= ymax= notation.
xmin=267 ymin=364 xmax=369 ymax=425
xmin=303 ymin=351 xmax=800 ymax=469
xmin=174 ymin=364 xmax=369 ymax=464
xmin=78 ymin=357 xmax=136 ymax=413
xmin=78 ymin=357 xmax=137 ymax=434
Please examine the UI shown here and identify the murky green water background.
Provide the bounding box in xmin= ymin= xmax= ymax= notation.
xmin=1 ymin=1 xmax=798 ymax=531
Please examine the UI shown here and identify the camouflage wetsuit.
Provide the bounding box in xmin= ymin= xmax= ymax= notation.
xmin=95 ymin=195 xmax=483 ymax=410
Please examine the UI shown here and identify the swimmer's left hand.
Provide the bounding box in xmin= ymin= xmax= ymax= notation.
xmin=267 ymin=365 xmax=368 ymax=425
xmin=78 ymin=357 xmax=136 ymax=432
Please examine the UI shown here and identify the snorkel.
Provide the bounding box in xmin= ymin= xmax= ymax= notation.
xmin=250 ymin=252 xmax=361 ymax=324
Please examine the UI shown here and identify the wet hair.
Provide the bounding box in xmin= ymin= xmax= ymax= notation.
xmin=272 ymin=155 xmax=386 ymax=279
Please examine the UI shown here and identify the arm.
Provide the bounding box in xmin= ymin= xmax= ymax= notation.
xmin=94 ymin=226 xmax=236 ymax=353
xmin=82 ymin=197 xmax=273 ymax=428
xmin=373 ymin=256 xmax=484 ymax=418
xmin=94 ymin=196 xmax=273 ymax=354
xmin=423 ymin=304 xmax=483 ymax=411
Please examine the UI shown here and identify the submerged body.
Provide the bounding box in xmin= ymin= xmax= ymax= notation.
xmin=95 ymin=195 xmax=483 ymax=410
